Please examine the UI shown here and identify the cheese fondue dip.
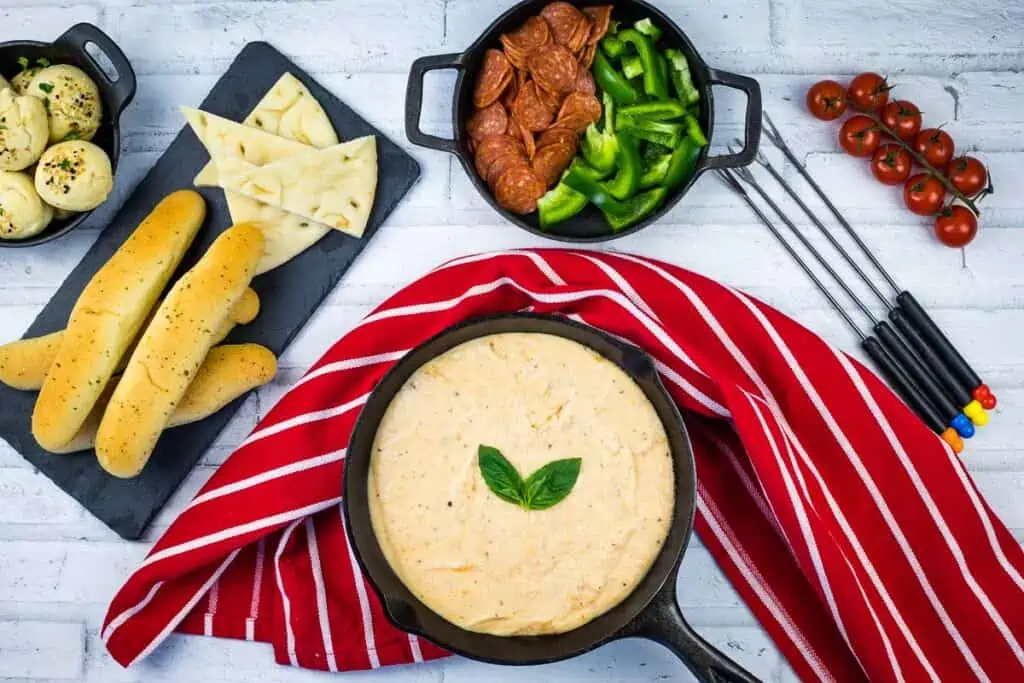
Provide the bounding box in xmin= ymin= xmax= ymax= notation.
xmin=368 ymin=332 xmax=674 ymax=636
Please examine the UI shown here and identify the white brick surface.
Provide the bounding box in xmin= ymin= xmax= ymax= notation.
xmin=0 ymin=620 xmax=84 ymax=679
xmin=1 ymin=1 xmax=1023 ymax=682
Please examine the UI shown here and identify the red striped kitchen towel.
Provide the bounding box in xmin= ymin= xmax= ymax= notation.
xmin=104 ymin=249 xmax=1024 ymax=682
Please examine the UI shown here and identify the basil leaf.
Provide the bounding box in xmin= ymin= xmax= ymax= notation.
xmin=523 ymin=458 xmax=582 ymax=510
xmin=478 ymin=445 xmax=525 ymax=505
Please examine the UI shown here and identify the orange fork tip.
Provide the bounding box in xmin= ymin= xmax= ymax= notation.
xmin=941 ymin=428 xmax=965 ymax=454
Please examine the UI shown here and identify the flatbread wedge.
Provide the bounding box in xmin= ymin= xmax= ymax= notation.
xmin=183 ymin=107 xmax=314 ymax=185
xmin=193 ymin=73 xmax=338 ymax=187
xmin=183 ymin=101 xmax=337 ymax=273
xmin=214 ymin=136 xmax=377 ymax=237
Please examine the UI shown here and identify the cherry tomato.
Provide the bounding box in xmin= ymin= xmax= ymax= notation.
xmin=881 ymin=100 xmax=922 ymax=141
xmin=948 ymin=156 xmax=988 ymax=197
xmin=806 ymin=80 xmax=848 ymax=121
xmin=903 ymin=173 xmax=946 ymax=215
xmin=848 ymin=72 xmax=891 ymax=111
xmin=870 ymin=143 xmax=912 ymax=185
xmin=934 ymin=206 xmax=978 ymax=247
xmin=914 ymin=129 xmax=955 ymax=170
xmin=839 ymin=115 xmax=881 ymax=157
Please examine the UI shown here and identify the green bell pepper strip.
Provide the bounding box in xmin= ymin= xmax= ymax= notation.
xmin=606 ymin=187 xmax=669 ymax=232
xmin=581 ymin=123 xmax=618 ymax=174
xmin=617 ymin=29 xmax=669 ymax=101
xmin=603 ymin=91 xmax=616 ymax=134
xmin=657 ymin=52 xmax=670 ymax=98
xmin=537 ymin=160 xmax=608 ymax=229
xmin=630 ymin=18 xmax=663 ymax=42
xmin=593 ymin=49 xmax=639 ymax=105
xmin=664 ymin=49 xmax=700 ymax=105
xmin=538 ymin=183 xmax=587 ymax=229
xmin=617 ymin=101 xmax=688 ymax=122
xmin=683 ymin=113 xmax=709 ymax=146
xmin=600 ymin=35 xmax=627 ymax=59
xmin=602 ymin=133 xmax=642 ymax=200
xmin=622 ymin=55 xmax=644 ymax=80
xmin=567 ymin=158 xmax=605 ymax=180
xmin=562 ymin=167 xmax=630 ymax=217
xmin=639 ymin=153 xmax=672 ymax=189
xmin=634 ymin=18 xmax=663 ymax=43
xmin=617 ymin=119 xmax=683 ymax=149
xmin=641 ymin=139 xmax=664 ymax=164
xmin=662 ymin=137 xmax=701 ymax=190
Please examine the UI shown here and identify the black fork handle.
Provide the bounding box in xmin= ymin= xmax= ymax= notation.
xmin=896 ymin=291 xmax=984 ymax=395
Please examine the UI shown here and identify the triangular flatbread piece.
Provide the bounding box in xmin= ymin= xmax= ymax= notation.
xmin=214 ymin=136 xmax=377 ymax=237
xmin=182 ymin=75 xmax=342 ymax=273
xmin=194 ymin=73 xmax=338 ymax=187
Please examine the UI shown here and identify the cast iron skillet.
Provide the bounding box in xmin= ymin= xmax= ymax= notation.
xmin=405 ymin=0 xmax=761 ymax=243
xmin=344 ymin=314 xmax=760 ymax=682
xmin=0 ymin=23 xmax=136 ymax=247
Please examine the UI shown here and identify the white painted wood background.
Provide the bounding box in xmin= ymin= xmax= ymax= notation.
xmin=1 ymin=1 xmax=1022 ymax=681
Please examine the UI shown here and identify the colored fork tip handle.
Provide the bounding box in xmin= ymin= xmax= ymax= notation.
xmin=963 ymin=400 xmax=989 ymax=427
xmin=973 ymin=384 xmax=997 ymax=410
xmin=942 ymin=428 xmax=965 ymax=454
xmin=951 ymin=414 xmax=976 ymax=438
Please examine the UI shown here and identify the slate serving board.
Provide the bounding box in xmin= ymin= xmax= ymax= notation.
xmin=0 ymin=42 xmax=421 ymax=540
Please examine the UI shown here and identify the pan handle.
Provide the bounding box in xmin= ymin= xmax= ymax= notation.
xmin=629 ymin=585 xmax=761 ymax=683
xmin=701 ymin=68 xmax=762 ymax=171
xmin=406 ymin=52 xmax=467 ymax=154
xmin=53 ymin=23 xmax=136 ymax=115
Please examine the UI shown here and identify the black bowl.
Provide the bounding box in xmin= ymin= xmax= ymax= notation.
xmin=0 ymin=23 xmax=136 ymax=247
xmin=406 ymin=0 xmax=761 ymax=242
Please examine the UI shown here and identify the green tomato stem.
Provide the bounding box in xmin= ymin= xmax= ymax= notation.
xmin=849 ymin=103 xmax=981 ymax=216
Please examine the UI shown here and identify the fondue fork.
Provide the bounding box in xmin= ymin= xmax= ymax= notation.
xmin=717 ymin=167 xmax=966 ymax=454
xmin=760 ymin=113 xmax=996 ymax=418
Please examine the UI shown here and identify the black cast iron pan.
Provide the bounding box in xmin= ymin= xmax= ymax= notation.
xmin=344 ymin=313 xmax=760 ymax=682
xmin=0 ymin=23 xmax=136 ymax=247
xmin=405 ymin=0 xmax=761 ymax=243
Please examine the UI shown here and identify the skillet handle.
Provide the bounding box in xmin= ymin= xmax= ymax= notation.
xmin=53 ymin=23 xmax=136 ymax=115
xmin=701 ymin=68 xmax=762 ymax=171
xmin=406 ymin=52 xmax=467 ymax=154
xmin=631 ymin=591 xmax=761 ymax=683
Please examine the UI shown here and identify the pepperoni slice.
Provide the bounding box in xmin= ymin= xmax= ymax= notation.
xmin=499 ymin=16 xmax=552 ymax=70
xmin=579 ymin=43 xmax=598 ymax=70
xmin=495 ymin=165 xmax=546 ymax=214
xmin=583 ymin=6 xmax=613 ymax=45
xmin=537 ymin=126 xmax=578 ymax=148
xmin=486 ymin=152 xmax=530 ymax=190
xmin=536 ymin=81 xmax=564 ymax=113
xmin=540 ymin=2 xmax=586 ymax=47
xmin=512 ymin=80 xmax=558 ymax=132
xmin=566 ymin=15 xmax=591 ymax=54
xmin=467 ymin=101 xmax=510 ymax=141
xmin=532 ymin=141 xmax=577 ymax=188
xmin=474 ymin=134 xmax=526 ymax=179
xmin=473 ymin=49 xmax=513 ymax=108
xmin=552 ymin=92 xmax=602 ymax=134
xmin=501 ymin=68 xmax=525 ymax=109
xmin=507 ymin=116 xmax=537 ymax=160
xmin=574 ymin=68 xmax=596 ymax=96
xmin=528 ymin=44 xmax=578 ymax=97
